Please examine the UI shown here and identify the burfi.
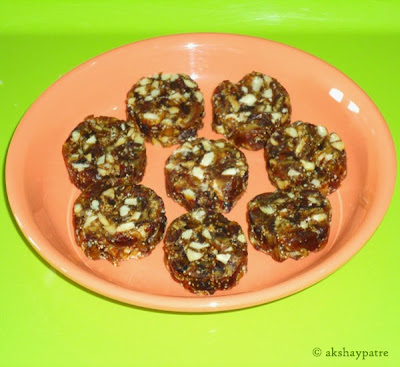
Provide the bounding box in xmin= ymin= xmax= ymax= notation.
xmin=248 ymin=189 xmax=332 ymax=262
xmin=165 ymin=138 xmax=249 ymax=213
xmin=73 ymin=183 xmax=167 ymax=265
xmin=126 ymin=73 xmax=205 ymax=147
xmin=63 ymin=115 xmax=146 ymax=190
xmin=164 ymin=209 xmax=248 ymax=294
xmin=212 ymin=71 xmax=291 ymax=150
xmin=265 ymin=121 xmax=347 ymax=194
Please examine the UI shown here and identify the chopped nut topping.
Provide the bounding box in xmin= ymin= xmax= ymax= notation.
xmin=270 ymin=137 xmax=279 ymax=146
xmin=72 ymin=162 xmax=90 ymax=172
xmin=135 ymin=86 xmax=147 ymax=95
xmin=199 ymin=152 xmax=215 ymax=167
xmin=133 ymin=134 xmax=144 ymax=144
xmin=114 ymin=137 xmax=126 ymax=147
xmin=251 ymin=76 xmax=263 ymax=92
xmin=276 ymin=179 xmax=289 ymax=189
xmin=132 ymin=211 xmax=141 ymax=220
xmin=260 ymin=206 xmax=275 ymax=214
xmin=192 ymin=209 xmax=206 ymax=222
xmin=184 ymin=79 xmax=197 ymax=88
xmin=185 ymin=248 xmax=204 ymax=262
xmin=189 ymin=241 xmax=209 ymax=250
xmin=317 ymin=125 xmax=328 ymax=137
xmin=288 ymin=168 xmax=300 ymax=177
xmin=124 ymin=198 xmax=137 ymax=205
xmin=192 ymin=166 xmax=204 ymax=180
xmin=201 ymin=139 xmax=212 ymax=151
xmin=263 ymin=89 xmax=273 ymax=98
xmin=143 ymin=112 xmax=159 ymax=120
xmin=271 ymin=112 xmax=282 ymax=122
xmin=182 ymin=188 xmax=196 ymax=201
xmin=239 ymin=94 xmax=257 ymax=106
xmin=85 ymin=135 xmax=97 ymax=144
xmin=90 ymin=200 xmax=99 ymax=210
xmin=119 ymin=205 xmax=130 ymax=217
xmin=300 ymin=160 xmax=315 ymax=171
xmin=139 ymin=77 xmax=151 ymax=85
xmin=116 ymin=222 xmax=136 ymax=232
xmin=329 ymin=133 xmax=341 ymax=142
xmin=74 ymin=203 xmax=82 ymax=213
xmin=331 ymin=140 xmax=345 ymax=151
xmin=181 ymin=229 xmax=193 ymax=240
xmin=195 ymin=91 xmax=203 ymax=102
xmin=299 ymin=220 xmax=309 ymax=229
xmin=83 ymin=215 xmax=98 ymax=228
xmin=308 ymin=196 xmax=320 ymax=204
xmin=168 ymin=106 xmax=179 ymax=114
xmin=101 ymin=188 xmax=115 ymax=198
xmin=202 ymin=229 xmax=212 ymax=239
xmin=221 ymin=167 xmax=238 ymax=176
xmin=216 ymin=253 xmax=231 ymax=264
xmin=311 ymin=213 xmax=327 ymax=221
xmin=311 ymin=178 xmax=321 ymax=187
xmin=97 ymin=213 xmax=110 ymax=226
xmin=285 ymin=127 xmax=298 ymax=138
xmin=71 ymin=130 xmax=80 ymax=142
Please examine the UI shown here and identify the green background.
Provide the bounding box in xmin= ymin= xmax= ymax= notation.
xmin=1 ymin=1 xmax=399 ymax=366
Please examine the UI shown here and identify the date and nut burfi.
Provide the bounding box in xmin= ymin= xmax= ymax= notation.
xmin=126 ymin=73 xmax=204 ymax=147
xmin=248 ymin=188 xmax=332 ymax=262
xmin=265 ymin=121 xmax=347 ymax=195
xmin=165 ymin=138 xmax=249 ymax=213
xmin=63 ymin=115 xmax=146 ymax=190
xmin=212 ymin=71 xmax=291 ymax=150
xmin=164 ymin=208 xmax=248 ymax=294
xmin=73 ymin=183 xmax=167 ymax=265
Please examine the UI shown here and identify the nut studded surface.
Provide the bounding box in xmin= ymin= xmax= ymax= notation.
xmin=62 ymin=115 xmax=146 ymax=190
xmin=265 ymin=121 xmax=347 ymax=195
xmin=165 ymin=138 xmax=249 ymax=213
xmin=126 ymin=73 xmax=205 ymax=147
xmin=164 ymin=209 xmax=248 ymax=295
xmin=248 ymin=189 xmax=332 ymax=262
xmin=73 ymin=183 xmax=167 ymax=265
xmin=212 ymin=71 xmax=291 ymax=150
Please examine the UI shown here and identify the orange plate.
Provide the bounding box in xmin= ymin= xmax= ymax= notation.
xmin=5 ymin=33 xmax=396 ymax=312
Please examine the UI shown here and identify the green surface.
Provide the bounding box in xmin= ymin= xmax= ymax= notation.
xmin=1 ymin=1 xmax=399 ymax=366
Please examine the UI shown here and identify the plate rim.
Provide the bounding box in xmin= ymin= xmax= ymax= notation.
xmin=5 ymin=32 xmax=397 ymax=312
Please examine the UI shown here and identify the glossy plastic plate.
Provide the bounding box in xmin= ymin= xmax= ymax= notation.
xmin=5 ymin=33 xmax=396 ymax=312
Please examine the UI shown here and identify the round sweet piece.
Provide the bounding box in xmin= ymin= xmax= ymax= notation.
xmin=265 ymin=121 xmax=347 ymax=195
xmin=247 ymin=188 xmax=332 ymax=262
xmin=73 ymin=183 xmax=167 ymax=265
xmin=126 ymin=72 xmax=205 ymax=147
xmin=164 ymin=208 xmax=248 ymax=294
xmin=165 ymin=138 xmax=249 ymax=213
xmin=62 ymin=115 xmax=146 ymax=190
xmin=212 ymin=71 xmax=291 ymax=150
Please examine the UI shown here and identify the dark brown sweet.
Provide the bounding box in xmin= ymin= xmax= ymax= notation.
xmin=212 ymin=71 xmax=291 ymax=150
xmin=126 ymin=73 xmax=205 ymax=147
xmin=62 ymin=115 xmax=146 ymax=190
xmin=164 ymin=209 xmax=248 ymax=294
xmin=165 ymin=138 xmax=249 ymax=213
xmin=265 ymin=121 xmax=347 ymax=195
xmin=73 ymin=183 xmax=167 ymax=265
xmin=247 ymin=188 xmax=332 ymax=262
